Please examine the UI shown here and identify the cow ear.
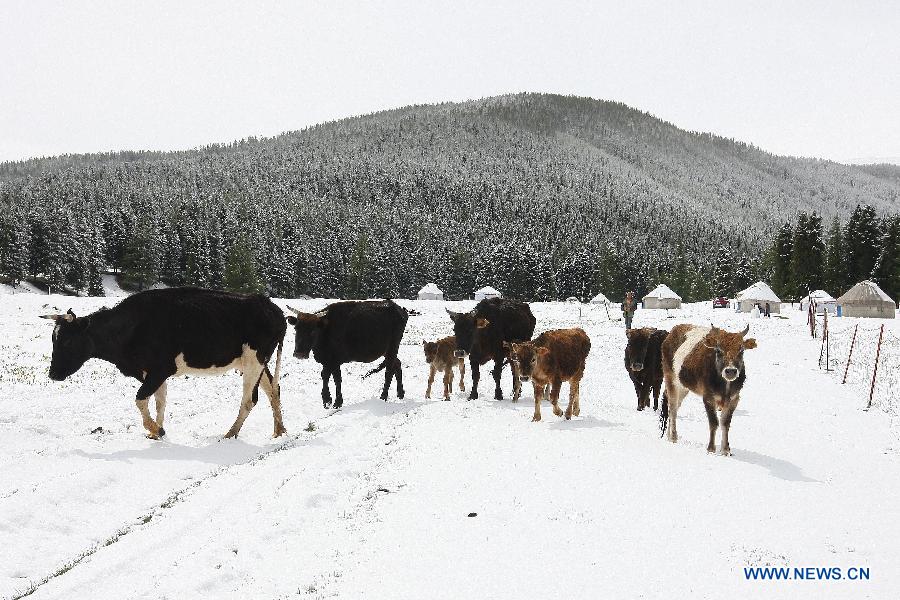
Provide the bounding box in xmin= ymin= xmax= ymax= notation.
xmin=39 ymin=313 xmax=60 ymax=321
xmin=536 ymin=347 xmax=550 ymax=356
xmin=743 ymin=338 xmax=757 ymax=350
xmin=446 ymin=309 xmax=458 ymax=322
xmin=476 ymin=318 xmax=490 ymax=329
xmin=64 ymin=309 xmax=76 ymax=322
xmin=286 ymin=315 xmax=298 ymax=325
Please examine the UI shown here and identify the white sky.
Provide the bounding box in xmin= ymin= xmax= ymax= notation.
xmin=1 ymin=0 xmax=898 ymax=163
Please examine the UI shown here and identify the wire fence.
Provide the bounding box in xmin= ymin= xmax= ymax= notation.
xmin=814 ymin=312 xmax=900 ymax=420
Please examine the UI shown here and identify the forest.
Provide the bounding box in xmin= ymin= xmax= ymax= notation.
xmin=1 ymin=93 xmax=899 ymax=302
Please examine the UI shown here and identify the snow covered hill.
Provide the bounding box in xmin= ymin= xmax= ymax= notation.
xmin=1 ymin=296 xmax=898 ymax=599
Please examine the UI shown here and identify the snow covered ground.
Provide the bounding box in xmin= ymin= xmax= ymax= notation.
xmin=1 ymin=295 xmax=898 ymax=599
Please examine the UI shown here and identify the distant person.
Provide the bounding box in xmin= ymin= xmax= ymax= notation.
xmin=764 ymin=302 xmax=771 ymax=317
xmin=622 ymin=291 xmax=636 ymax=330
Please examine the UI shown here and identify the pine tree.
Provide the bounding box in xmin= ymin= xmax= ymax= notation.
xmin=872 ymin=217 xmax=900 ymax=301
xmin=771 ymin=223 xmax=794 ymax=297
xmin=121 ymin=218 xmax=160 ymax=291
xmin=845 ymin=204 xmax=881 ymax=283
xmin=823 ymin=216 xmax=847 ymax=294
xmin=790 ymin=211 xmax=825 ymax=297
xmin=223 ymin=234 xmax=263 ymax=294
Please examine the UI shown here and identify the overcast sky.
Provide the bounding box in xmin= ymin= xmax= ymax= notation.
xmin=2 ymin=1 xmax=898 ymax=163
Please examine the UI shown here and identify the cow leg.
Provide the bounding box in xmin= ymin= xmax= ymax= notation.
xmin=426 ymin=365 xmax=435 ymax=399
xmin=135 ymin=371 xmax=170 ymax=439
xmin=702 ymin=396 xmax=718 ymax=453
xmin=652 ymin=380 xmax=662 ymax=411
xmin=666 ymin=384 xmax=688 ymax=443
xmin=394 ymin=358 xmax=405 ymax=399
xmin=469 ymin=359 xmax=480 ymax=400
xmin=332 ymin=367 xmax=344 ymax=409
xmin=321 ymin=366 xmax=333 ymax=409
xmin=571 ymin=376 xmax=582 ymax=417
xmin=492 ymin=358 xmax=504 ymax=400
xmin=532 ymin=381 xmax=543 ymax=422
xmin=720 ymin=397 xmax=739 ymax=456
xmin=154 ymin=381 xmax=168 ymax=433
xmin=224 ymin=363 xmax=264 ymax=439
xmin=549 ymin=378 xmax=564 ymax=417
xmin=632 ymin=377 xmax=644 ymax=411
xmin=258 ymin=367 xmax=287 ymax=437
xmin=458 ymin=358 xmax=466 ymax=391
xmin=443 ymin=369 xmax=452 ymax=401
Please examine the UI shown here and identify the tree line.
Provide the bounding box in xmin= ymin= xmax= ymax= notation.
xmin=766 ymin=204 xmax=900 ymax=301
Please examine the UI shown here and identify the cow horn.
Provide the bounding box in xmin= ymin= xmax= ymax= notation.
xmin=286 ymin=305 xmax=301 ymax=315
xmin=740 ymin=324 xmax=750 ymax=337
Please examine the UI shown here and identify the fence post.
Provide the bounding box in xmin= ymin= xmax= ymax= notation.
xmin=842 ymin=324 xmax=858 ymax=384
xmin=868 ymin=324 xmax=885 ymax=409
xmin=824 ymin=311 xmax=831 ymax=371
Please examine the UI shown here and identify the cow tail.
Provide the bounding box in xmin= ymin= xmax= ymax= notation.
xmin=658 ymin=392 xmax=668 ymax=438
xmin=363 ymin=360 xmax=387 ymax=379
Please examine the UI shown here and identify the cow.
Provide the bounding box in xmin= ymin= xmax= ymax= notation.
xmin=447 ymin=298 xmax=536 ymax=401
xmin=505 ymin=328 xmax=591 ymax=422
xmin=660 ymin=324 xmax=757 ymax=455
xmin=287 ymin=299 xmax=408 ymax=408
xmin=423 ymin=336 xmax=466 ymax=400
xmin=41 ymin=288 xmax=287 ymax=440
xmin=625 ymin=327 xmax=668 ymax=411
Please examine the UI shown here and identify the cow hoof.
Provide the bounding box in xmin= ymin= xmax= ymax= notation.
xmin=721 ymin=449 xmax=732 ymax=457
xmin=637 ymin=406 xmax=644 ymax=412
xmin=145 ymin=432 xmax=160 ymax=440
xmin=531 ymin=415 xmax=541 ymax=422
xmin=565 ymin=414 xmax=572 ymax=421
xmin=397 ymin=391 xmax=405 ymax=400
xmin=334 ymin=399 xmax=344 ymax=409
xmin=443 ymin=398 xmax=450 ymax=401
xmin=707 ymin=445 xmax=716 ymax=453
xmin=223 ymin=431 xmax=238 ymax=440
xmin=323 ymin=399 xmax=332 ymax=409
xmin=157 ymin=427 xmax=166 ymax=437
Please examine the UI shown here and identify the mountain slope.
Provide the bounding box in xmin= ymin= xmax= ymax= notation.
xmin=1 ymin=93 xmax=898 ymax=301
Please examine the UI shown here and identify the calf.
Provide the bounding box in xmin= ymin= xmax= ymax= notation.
xmin=41 ymin=288 xmax=287 ymax=439
xmin=660 ymin=324 xmax=757 ymax=455
xmin=448 ymin=298 xmax=535 ymax=401
xmin=625 ymin=327 xmax=667 ymax=411
xmin=287 ymin=299 xmax=408 ymax=408
xmin=506 ymin=328 xmax=591 ymax=422
xmin=423 ymin=336 xmax=466 ymax=400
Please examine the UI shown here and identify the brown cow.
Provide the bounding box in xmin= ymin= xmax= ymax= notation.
xmin=506 ymin=328 xmax=591 ymax=422
xmin=423 ymin=336 xmax=466 ymax=400
xmin=625 ymin=327 xmax=668 ymax=411
xmin=660 ymin=324 xmax=757 ymax=455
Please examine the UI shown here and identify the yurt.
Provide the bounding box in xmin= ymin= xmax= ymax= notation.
xmin=800 ymin=290 xmax=837 ymax=315
xmin=590 ymin=292 xmax=610 ymax=305
xmin=735 ymin=281 xmax=782 ymax=314
xmin=417 ymin=282 xmax=444 ymax=301
xmin=474 ymin=286 xmax=502 ymax=301
xmin=837 ymin=280 xmax=896 ymax=319
xmin=642 ymin=284 xmax=681 ymax=309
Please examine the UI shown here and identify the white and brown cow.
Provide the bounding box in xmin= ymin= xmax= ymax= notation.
xmin=660 ymin=324 xmax=757 ymax=455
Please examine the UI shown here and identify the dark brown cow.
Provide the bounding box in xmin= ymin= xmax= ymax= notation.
xmin=660 ymin=324 xmax=757 ymax=455
xmin=423 ymin=336 xmax=466 ymax=400
xmin=624 ymin=327 xmax=667 ymax=411
xmin=506 ymin=328 xmax=591 ymax=422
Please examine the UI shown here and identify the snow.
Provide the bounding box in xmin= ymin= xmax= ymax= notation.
xmin=0 ymin=281 xmax=44 ymax=295
xmin=101 ymin=274 xmax=129 ymax=297
xmin=417 ymin=282 xmax=443 ymax=295
xmin=643 ymin=283 xmax=681 ymax=300
xmin=737 ymin=281 xmax=782 ymax=303
xmin=474 ymin=286 xmax=501 ymax=296
xmin=590 ymin=292 xmax=610 ymax=304
xmin=801 ymin=289 xmax=837 ymax=304
xmin=1 ymin=295 xmax=899 ymax=598
xmin=838 ymin=280 xmax=896 ymax=304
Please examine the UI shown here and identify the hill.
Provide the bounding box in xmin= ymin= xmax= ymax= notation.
xmin=1 ymin=93 xmax=898 ymax=300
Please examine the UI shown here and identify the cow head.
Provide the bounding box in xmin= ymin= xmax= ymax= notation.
xmin=505 ymin=341 xmax=547 ymax=383
xmin=704 ymin=324 xmax=757 ymax=382
xmin=625 ymin=327 xmax=652 ymax=372
xmin=40 ymin=309 xmax=94 ymax=381
xmin=423 ymin=340 xmax=438 ymax=364
xmin=447 ymin=309 xmax=488 ymax=358
xmin=286 ymin=306 xmax=326 ymax=360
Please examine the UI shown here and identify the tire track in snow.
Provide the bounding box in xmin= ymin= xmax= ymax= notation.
xmin=6 ymin=409 xmax=348 ymax=600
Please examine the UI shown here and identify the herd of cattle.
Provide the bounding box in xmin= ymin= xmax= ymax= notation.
xmin=39 ymin=287 xmax=757 ymax=455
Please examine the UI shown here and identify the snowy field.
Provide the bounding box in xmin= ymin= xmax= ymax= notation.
xmin=1 ymin=294 xmax=899 ymax=599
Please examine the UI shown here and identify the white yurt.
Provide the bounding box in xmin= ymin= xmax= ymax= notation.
xmin=590 ymin=292 xmax=610 ymax=305
xmin=417 ymin=282 xmax=444 ymax=301
xmin=837 ymin=280 xmax=896 ymax=319
xmin=735 ymin=281 xmax=781 ymax=314
xmin=474 ymin=286 xmax=502 ymax=301
xmin=800 ymin=290 xmax=837 ymax=315
xmin=642 ymin=284 xmax=681 ymax=309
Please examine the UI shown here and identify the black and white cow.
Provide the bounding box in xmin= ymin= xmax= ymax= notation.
xmin=287 ymin=299 xmax=409 ymax=408
xmin=42 ymin=287 xmax=287 ymax=439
